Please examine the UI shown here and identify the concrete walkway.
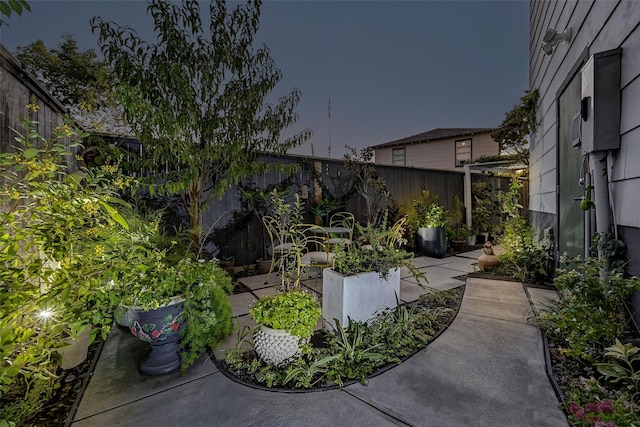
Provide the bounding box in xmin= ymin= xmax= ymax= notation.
xmin=70 ymin=251 xmax=568 ymax=426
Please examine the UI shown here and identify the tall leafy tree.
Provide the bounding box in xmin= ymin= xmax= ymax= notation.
xmin=16 ymin=34 xmax=110 ymax=109
xmin=491 ymin=89 xmax=540 ymax=167
xmin=91 ymin=0 xmax=310 ymax=249
xmin=15 ymin=35 xmax=127 ymax=133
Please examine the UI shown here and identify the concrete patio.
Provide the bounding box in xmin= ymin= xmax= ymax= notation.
xmin=70 ymin=249 xmax=568 ymax=426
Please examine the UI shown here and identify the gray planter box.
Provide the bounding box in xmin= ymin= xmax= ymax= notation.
xmin=322 ymin=268 xmax=400 ymax=330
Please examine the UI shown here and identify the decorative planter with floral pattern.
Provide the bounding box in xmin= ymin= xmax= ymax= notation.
xmin=129 ymin=297 xmax=185 ymax=375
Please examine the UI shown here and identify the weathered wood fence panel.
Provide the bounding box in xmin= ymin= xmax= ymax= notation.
xmin=1 ymin=46 xmax=77 ymax=169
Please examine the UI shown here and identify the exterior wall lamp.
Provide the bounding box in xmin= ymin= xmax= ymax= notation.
xmin=541 ymin=27 xmax=572 ymax=55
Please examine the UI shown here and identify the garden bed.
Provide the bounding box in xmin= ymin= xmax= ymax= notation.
xmin=0 ymin=338 xmax=104 ymax=427
xmin=215 ymin=286 xmax=464 ymax=391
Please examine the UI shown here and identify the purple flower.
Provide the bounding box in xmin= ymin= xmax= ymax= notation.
xmin=597 ymin=399 xmax=614 ymax=414
xmin=569 ymin=403 xmax=586 ymax=419
xmin=585 ymin=401 xmax=600 ymax=413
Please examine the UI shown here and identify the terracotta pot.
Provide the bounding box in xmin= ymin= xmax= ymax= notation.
xmin=451 ymin=239 xmax=466 ymax=252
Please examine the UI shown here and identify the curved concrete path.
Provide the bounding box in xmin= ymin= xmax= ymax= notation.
xmin=71 ymin=267 xmax=568 ymax=426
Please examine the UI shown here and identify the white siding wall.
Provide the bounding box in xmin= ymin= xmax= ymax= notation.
xmin=374 ymin=133 xmax=499 ymax=171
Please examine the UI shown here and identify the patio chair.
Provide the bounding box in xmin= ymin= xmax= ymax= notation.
xmin=386 ymin=216 xmax=408 ymax=247
xmin=297 ymin=223 xmax=335 ymax=285
xmin=262 ymin=215 xmax=297 ymax=284
xmin=327 ymin=211 xmax=355 ymax=247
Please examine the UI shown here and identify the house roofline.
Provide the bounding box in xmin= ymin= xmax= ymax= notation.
xmin=372 ymin=127 xmax=497 ymax=149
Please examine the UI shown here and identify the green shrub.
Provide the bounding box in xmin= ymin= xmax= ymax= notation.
xmin=536 ymin=257 xmax=640 ymax=363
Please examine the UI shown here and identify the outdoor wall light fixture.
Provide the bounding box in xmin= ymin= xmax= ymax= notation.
xmin=541 ymin=27 xmax=572 ymax=55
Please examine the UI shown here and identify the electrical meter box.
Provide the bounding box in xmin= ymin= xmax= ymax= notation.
xmin=580 ymin=49 xmax=621 ymax=154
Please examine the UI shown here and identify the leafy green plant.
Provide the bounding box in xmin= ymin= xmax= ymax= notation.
xmin=596 ymin=339 xmax=640 ymax=401
xmin=249 ymin=290 xmax=321 ymax=339
xmin=494 ymin=178 xmax=550 ymax=284
xmin=0 ymin=117 xmax=132 ymax=401
xmin=310 ymin=198 xmax=341 ymax=225
xmin=283 ymin=353 xmax=340 ymax=388
xmin=177 ymin=259 xmax=234 ymax=369
xmin=409 ymin=190 xmax=447 ymax=229
xmin=331 ymin=213 xmax=426 ymax=285
xmin=267 ymin=189 xmax=305 ymax=291
xmin=326 ymin=319 xmax=384 ymax=385
xmin=0 ymin=0 xmax=30 ymax=26
xmin=536 ymin=256 xmax=640 ymax=363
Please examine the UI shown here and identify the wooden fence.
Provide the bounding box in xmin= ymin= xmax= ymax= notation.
xmin=1 ymin=45 xmax=78 ymax=168
xmin=201 ymin=154 xmax=519 ymax=265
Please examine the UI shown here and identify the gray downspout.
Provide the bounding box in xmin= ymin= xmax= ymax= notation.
xmin=589 ymin=151 xmax=611 ymax=273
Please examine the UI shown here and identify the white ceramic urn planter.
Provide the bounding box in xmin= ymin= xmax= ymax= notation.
xmin=253 ymin=325 xmax=303 ymax=366
xmin=322 ymin=267 xmax=400 ymax=331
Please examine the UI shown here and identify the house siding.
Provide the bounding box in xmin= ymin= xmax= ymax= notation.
xmin=530 ymin=0 xmax=640 ymax=274
xmin=374 ymin=132 xmax=498 ymax=171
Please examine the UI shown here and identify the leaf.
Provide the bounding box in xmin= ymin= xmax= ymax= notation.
xmin=22 ymin=147 xmax=38 ymax=159
xmin=98 ymin=200 xmax=129 ymax=230
xmin=0 ymin=2 xmax=12 ymax=16
xmin=8 ymin=0 xmax=21 ymax=15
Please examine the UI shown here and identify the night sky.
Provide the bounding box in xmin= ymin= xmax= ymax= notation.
xmin=1 ymin=0 xmax=529 ymax=158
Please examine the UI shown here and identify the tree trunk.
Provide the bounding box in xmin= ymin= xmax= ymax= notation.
xmin=187 ymin=174 xmax=204 ymax=250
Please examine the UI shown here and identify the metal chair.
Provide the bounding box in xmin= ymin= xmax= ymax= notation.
xmin=386 ymin=216 xmax=408 ymax=247
xmin=262 ymin=215 xmax=297 ymax=284
xmin=327 ymin=211 xmax=355 ymax=247
xmin=297 ymin=224 xmax=335 ymax=286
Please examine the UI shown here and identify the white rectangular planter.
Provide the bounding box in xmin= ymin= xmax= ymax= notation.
xmin=322 ymin=268 xmax=400 ymax=330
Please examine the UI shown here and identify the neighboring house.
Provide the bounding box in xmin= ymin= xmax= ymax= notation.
xmin=529 ymin=1 xmax=640 ymax=275
xmin=372 ymin=128 xmax=499 ymax=171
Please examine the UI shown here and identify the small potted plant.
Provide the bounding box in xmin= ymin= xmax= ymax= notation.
xmin=447 ymin=196 xmax=469 ymax=252
xmin=411 ymin=191 xmax=448 ymax=257
xmin=448 ymin=224 xmax=470 ymax=252
xmin=323 ymin=212 xmax=427 ymax=330
xmin=249 ymin=290 xmax=321 ymax=366
xmin=248 ymin=190 xmax=322 ymax=366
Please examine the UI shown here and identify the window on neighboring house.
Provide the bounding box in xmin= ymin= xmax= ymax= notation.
xmin=392 ymin=147 xmax=406 ymax=165
xmin=455 ymin=139 xmax=472 ymax=167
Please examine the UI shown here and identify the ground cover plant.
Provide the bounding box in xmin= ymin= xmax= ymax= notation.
xmin=535 ymin=256 xmax=640 ymax=426
xmin=222 ymin=287 xmax=463 ymax=389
